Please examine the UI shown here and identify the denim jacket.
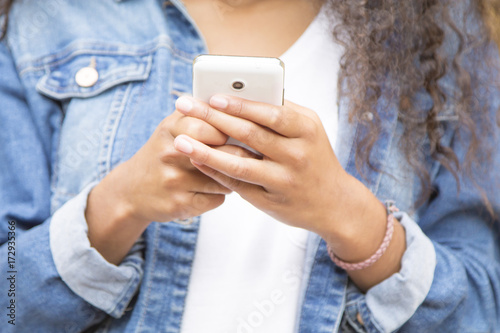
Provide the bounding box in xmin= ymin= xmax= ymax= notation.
xmin=0 ymin=1 xmax=499 ymax=332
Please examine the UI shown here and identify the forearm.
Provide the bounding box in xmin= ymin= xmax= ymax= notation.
xmin=317 ymin=173 xmax=406 ymax=292
xmin=86 ymin=163 xmax=151 ymax=266
xmin=50 ymin=182 xmax=145 ymax=318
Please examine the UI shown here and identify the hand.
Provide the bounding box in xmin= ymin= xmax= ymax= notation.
xmin=172 ymin=95 xmax=369 ymax=238
xmin=173 ymin=95 xmax=406 ymax=291
xmin=85 ymin=109 xmax=232 ymax=264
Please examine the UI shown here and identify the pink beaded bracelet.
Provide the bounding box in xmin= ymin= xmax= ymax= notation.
xmin=327 ymin=202 xmax=398 ymax=271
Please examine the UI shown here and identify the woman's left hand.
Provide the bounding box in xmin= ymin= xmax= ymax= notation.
xmin=173 ymin=95 xmax=372 ymax=240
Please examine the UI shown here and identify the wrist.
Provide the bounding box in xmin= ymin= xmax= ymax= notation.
xmin=315 ymin=173 xmax=406 ymax=291
xmin=317 ymin=173 xmax=388 ymax=263
xmin=85 ymin=168 xmax=150 ymax=265
xmin=328 ymin=204 xmax=396 ymax=271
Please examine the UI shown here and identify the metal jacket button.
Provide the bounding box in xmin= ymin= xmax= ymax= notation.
xmin=75 ymin=66 xmax=99 ymax=88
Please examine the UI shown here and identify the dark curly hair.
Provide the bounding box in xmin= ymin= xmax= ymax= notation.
xmin=1 ymin=0 xmax=499 ymax=212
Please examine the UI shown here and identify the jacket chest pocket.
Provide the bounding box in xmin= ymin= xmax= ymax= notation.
xmin=36 ymin=50 xmax=152 ymax=99
xmin=35 ymin=47 xmax=154 ymax=212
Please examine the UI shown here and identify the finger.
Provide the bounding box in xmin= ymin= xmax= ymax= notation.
xmin=177 ymin=167 xmax=233 ymax=195
xmin=191 ymin=175 xmax=233 ymax=195
xmin=158 ymin=142 xmax=190 ymax=166
xmin=170 ymin=108 xmax=228 ymax=146
xmin=174 ymin=134 xmax=273 ymax=186
xmin=213 ymin=144 xmax=262 ymax=160
xmin=191 ymin=161 xmax=264 ymax=203
xmin=190 ymin=192 xmax=226 ymax=216
xmin=209 ymin=95 xmax=313 ymax=138
xmin=175 ymin=96 xmax=288 ymax=158
xmin=283 ymin=99 xmax=317 ymax=118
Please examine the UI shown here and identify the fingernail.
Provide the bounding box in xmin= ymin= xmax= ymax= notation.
xmin=210 ymin=95 xmax=228 ymax=109
xmin=176 ymin=96 xmax=194 ymax=113
xmin=174 ymin=136 xmax=193 ymax=154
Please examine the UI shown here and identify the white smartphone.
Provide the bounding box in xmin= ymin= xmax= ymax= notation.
xmin=192 ymin=54 xmax=285 ymax=155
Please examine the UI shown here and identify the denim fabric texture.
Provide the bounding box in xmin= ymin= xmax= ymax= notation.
xmin=0 ymin=0 xmax=499 ymax=332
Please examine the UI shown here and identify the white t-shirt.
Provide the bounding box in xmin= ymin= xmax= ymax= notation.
xmin=181 ymin=8 xmax=342 ymax=333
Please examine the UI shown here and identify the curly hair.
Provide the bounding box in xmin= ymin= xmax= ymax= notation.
xmin=326 ymin=0 xmax=499 ymax=211
xmin=0 ymin=0 xmax=11 ymax=39
xmin=1 ymin=0 xmax=499 ymax=211
xmin=484 ymin=0 xmax=500 ymax=47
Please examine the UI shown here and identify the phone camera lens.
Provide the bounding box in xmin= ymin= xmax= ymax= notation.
xmin=232 ymin=81 xmax=245 ymax=90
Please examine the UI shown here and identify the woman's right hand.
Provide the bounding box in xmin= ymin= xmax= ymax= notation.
xmin=85 ymin=108 xmax=232 ymax=265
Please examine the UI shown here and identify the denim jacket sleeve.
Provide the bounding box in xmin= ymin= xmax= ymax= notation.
xmin=341 ymin=213 xmax=437 ymax=333
xmin=339 ymin=46 xmax=500 ymax=332
xmin=344 ymin=145 xmax=500 ymax=332
xmin=49 ymin=181 xmax=145 ymax=318
xmin=0 ymin=39 xmax=143 ymax=331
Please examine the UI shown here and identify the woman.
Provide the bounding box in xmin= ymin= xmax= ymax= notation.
xmin=0 ymin=0 xmax=499 ymax=332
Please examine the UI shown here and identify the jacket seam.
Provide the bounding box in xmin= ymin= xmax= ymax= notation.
xmin=17 ymin=36 xmax=195 ymax=76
